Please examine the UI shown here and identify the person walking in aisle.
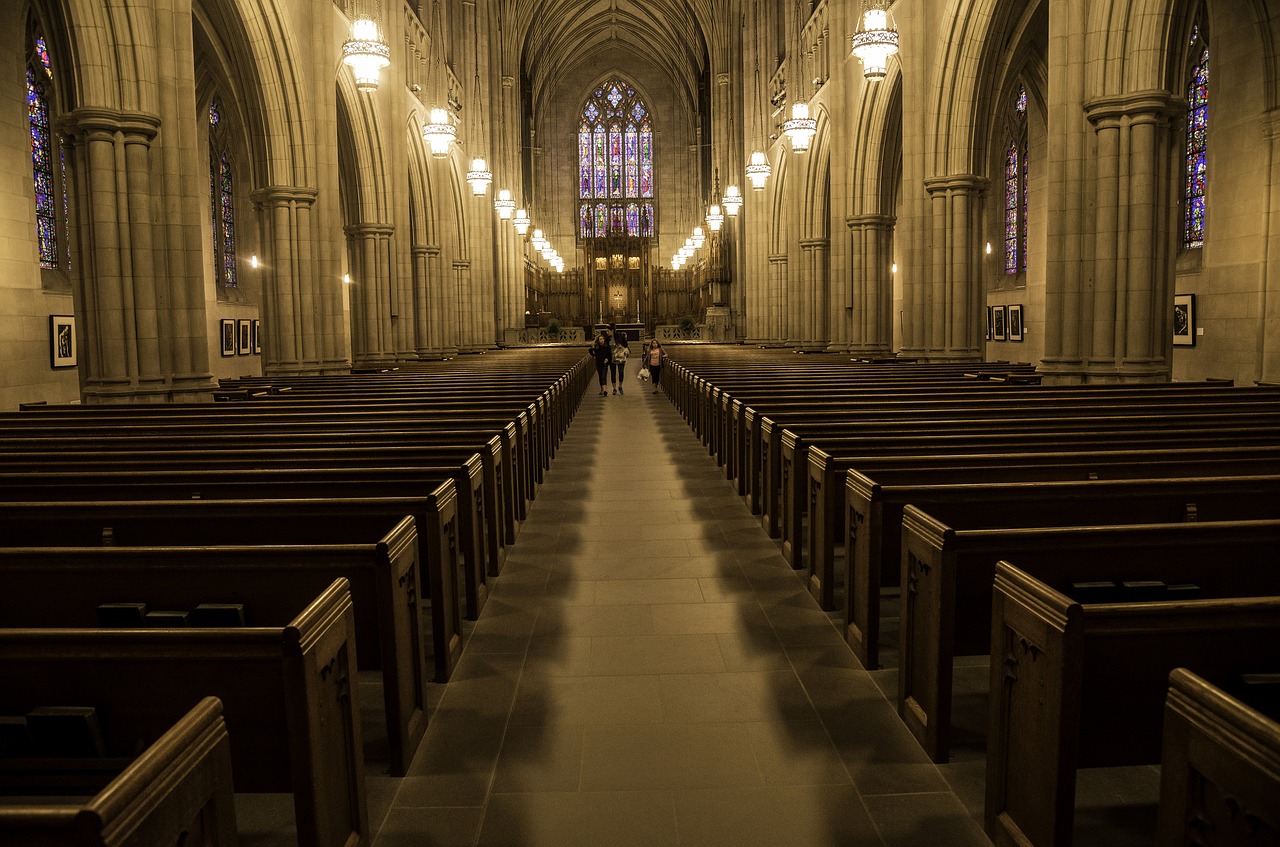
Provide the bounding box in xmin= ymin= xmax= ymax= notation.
xmin=645 ymin=339 xmax=666 ymax=393
xmin=590 ymin=331 xmax=613 ymax=396
xmin=610 ymin=330 xmax=629 ymax=394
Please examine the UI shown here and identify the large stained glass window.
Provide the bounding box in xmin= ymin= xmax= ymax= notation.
xmin=208 ymin=98 xmax=237 ymax=288
xmin=1004 ymin=85 xmax=1029 ymax=275
xmin=577 ymin=79 xmax=655 ymax=238
xmin=27 ymin=23 xmax=68 ymax=272
xmin=28 ymin=67 xmax=57 ymax=269
xmin=1184 ymin=35 xmax=1208 ymax=250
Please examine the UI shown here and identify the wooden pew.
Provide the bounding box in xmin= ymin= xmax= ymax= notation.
xmin=837 ymin=449 xmax=1280 ymax=668
xmin=757 ymin=407 xmax=1280 ymax=546
xmin=985 ymin=556 xmax=1280 ymax=847
xmin=0 ymin=580 xmax=367 ymax=847
xmin=0 ymin=493 xmax=464 ymax=684
xmin=773 ymin=413 xmax=1280 ymax=568
xmin=1158 ymin=668 xmax=1280 ymax=846
xmin=731 ymin=383 xmax=1271 ymax=497
xmin=0 ymin=525 xmax=426 ymax=776
xmin=0 ymin=697 xmax=237 ymax=847
xmin=900 ymin=495 xmax=1280 ymax=763
xmin=0 ymin=458 xmax=495 ymax=620
xmin=1 ymin=408 xmax=535 ymax=514
xmin=0 ymin=431 xmax=519 ymax=552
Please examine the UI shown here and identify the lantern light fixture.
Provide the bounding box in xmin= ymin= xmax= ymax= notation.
xmin=423 ymin=108 xmax=456 ymax=158
xmin=783 ymin=102 xmax=817 ymax=153
xmin=513 ymin=208 xmax=530 ymax=235
xmin=706 ymin=204 xmax=724 ymax=232
xmin=466 ymin=158 xmax=492 ymax=195
xmin=342 ymin=17 xmax=391 ymax=93
xmin=722 ymin=185 xmax=742 ymax=215
xmin=851 ymin=1 xmax=899 ymax=82
xmin=692 ymin=227 xmax=705 ymax=249
xmin=494 ymin=188 xmax=515 ymax=219
xmin=746 ymin=150 xmax=772 ymax=191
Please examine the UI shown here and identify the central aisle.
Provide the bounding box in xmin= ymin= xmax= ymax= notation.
xmin=374 ymin=380 xmax=991 ymax=846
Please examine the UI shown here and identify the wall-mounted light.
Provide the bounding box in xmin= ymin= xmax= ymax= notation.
xmin=985 ymin=242 xmax=992 ymax=255
xmin=343 ymin=273 xmax=351 ymax=284
xmin=891 ymin=262 xmax=898 ymax=274
xmin=250 ymin=254 xmax=259 ymax=269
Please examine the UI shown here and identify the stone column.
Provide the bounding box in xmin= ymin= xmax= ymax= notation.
xmin=1080 ymin=91 xmax=1179 ymax=382
xmin=1039 ymin=0 xmax=1088 ymax=383
xmin=846 ymin=214 xmax=895 ymax=357
xmin=251 ymin=186 xmax=334 ymax=374
xmin=453 ymin=261 xmax=472 ymax=352
xmin=767 ymin=253 xmax=788 ymax=345
xmin=919 ymin=174 xmax=986 ymax=361
xmin=62 ymin=108 xmax=175 ymax=402
xmin=344 ymin=223 xmax=396 ymax=366
xmin=1261 ymin=111 xmax=1280 ymax=383
xmin=799 ymin=237 xmax=830 ymax=350
xmin=412 ymin=245 xmax=434 ymax=358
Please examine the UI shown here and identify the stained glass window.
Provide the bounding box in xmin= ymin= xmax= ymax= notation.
xmin=28 ymin=67 xmax=57 ymax=269
xmin=579 ymin=127 xmax=592 ymax=198
xmin=577 ymin=78 xmax=655 ymax=238
xmin=1184 ymin=44 xmax=1209 ymax=250
xmin=27 ymin=20 xmax=72 ymax=274
xmin=209 ymin=97 xmax=237 ymax=288
xmin=35 ymin=35 xmax=51 ymax=78
xmin=1004 ymin=84 xmax=1029 ymax=275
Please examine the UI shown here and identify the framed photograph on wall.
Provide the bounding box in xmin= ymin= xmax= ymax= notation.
xmin=1173 ymin=293 xmax=1196 ymax=347
xmin=252 ymin=320 xmax=261 ymax=354
xmin=220 ymin=319 xmax=236 ymax=357
xmin=1007 ymin=304 xmax=1024 ymax=342
xmin=992 ymin=305 xmax=1007 ymax=341
xmin=237 ymin=319 xmax=252 ymax=355
xmin=49 ymin=315 xmax=76 ymax=368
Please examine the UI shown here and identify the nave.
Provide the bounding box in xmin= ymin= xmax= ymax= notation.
xmin=361 ymin=383 xmax=991 ymax=847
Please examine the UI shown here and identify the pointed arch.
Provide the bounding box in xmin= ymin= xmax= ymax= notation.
xmin=335 ymin=74 xmax=392 ymax=224
xmin=800 ymin=106 xmax=831 ymax=241
xmin=849 ymin=65 xmax=903 ymax=219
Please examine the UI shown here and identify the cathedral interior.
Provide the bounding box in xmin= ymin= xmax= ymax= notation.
xmin=2 ymin=0 xmax=1279 ymax=845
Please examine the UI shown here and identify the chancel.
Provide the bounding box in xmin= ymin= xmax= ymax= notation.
xmin=2 ymin=1 xmax=1279 ymax=846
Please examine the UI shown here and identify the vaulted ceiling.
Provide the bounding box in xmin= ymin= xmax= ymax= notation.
xmin=509 ymin=0 xmax=722 ymax=117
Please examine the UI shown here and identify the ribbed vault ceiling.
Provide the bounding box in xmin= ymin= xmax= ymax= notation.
xmin=511 ymin=0 xmax=715 ymax=116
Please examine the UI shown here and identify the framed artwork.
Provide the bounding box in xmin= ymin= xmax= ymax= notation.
xmin=49 ymin=315 xmax=76 ymax=368
xmin=1007 ymin=304 xmax=1024 ymax=342
xmin=220 ymin=319 xmax=236 ymax=357
xmin=992 ymin=305 xmax=1007 ymax=341
xmin=1173 ymin=293 xmax=1196 ymax=347
xmin=252 ymin=320 xmax=262 ymax=354
xmin=237 ymin=319 xmax=252 ymax=355
xmin=985 ymin=307 xmax=992 ymax=341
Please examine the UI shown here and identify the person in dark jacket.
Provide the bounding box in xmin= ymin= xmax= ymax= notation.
xmin=590 ymin=331 xmax=613 ymax=396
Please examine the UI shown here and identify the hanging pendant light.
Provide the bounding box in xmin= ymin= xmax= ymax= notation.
xmin=746 ymin=150 xmax=772 ymax=191
xmin=530 ymin=228 xmax=546 ymax=250
xmin=722 ymin=185 xmax=743 ymax=216
xmin=513 ymin=208 xmax=530 ymax=235
xmin=692 ymin=227 xmax=705 ymax=249
xmin=342 ymin=18 xmax=391 ymax=93
xmin=783 ymin=102 xmax=817 ymax=153
xmin=851 ymin=1 xmax=899 ymax=82
xmin=423 ymin=108 xmax=456 ymax=158
xmin=467 ymin=158 xmax=492 ymax=195
xmin=706 ymin=204 xmax=724 ymax=232
xmin=494 ymin=188 xmax=515 ymax=219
